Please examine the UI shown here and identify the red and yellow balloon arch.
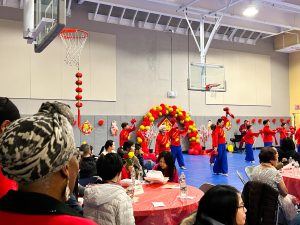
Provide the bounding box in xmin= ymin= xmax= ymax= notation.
xmin=136 ymin=103 xmax=203 ymax=157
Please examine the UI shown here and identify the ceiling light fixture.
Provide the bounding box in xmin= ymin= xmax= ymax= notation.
xmin=243 ymin=5 xmax=258 ymax=17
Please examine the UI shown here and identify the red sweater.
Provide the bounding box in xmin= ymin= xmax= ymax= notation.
xmin=121 ymin=166 xmax=131 ymax=179
xmin=0 ymin=191 xmax=97 ymax=225
xmin=278 ymin=127 xmax=288 ymax=140
xmin=243 ymin=129 xmax=259 ymax=145
xmin=119 ymin=124 xmax=136 ymax=147
xmin=262 ymin=126 xmax=276 ymax=143
xmin=239 ymin=124 xmax=248 ymax=136
xmin=212 ymin=126 xmax=226 ymax=146
xmin=0 ymin=168 xmax=18 ymax=199
xmin=169 ymin=127 xmax=186 ymax=146
xmin=155 ymin=132 xmax=171 ymax=155
xmin=295 ymin=128 xmax=300 ymax=144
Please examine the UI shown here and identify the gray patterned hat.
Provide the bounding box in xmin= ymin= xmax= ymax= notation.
xmin=0 ymin=101 xmax=76 ymax=184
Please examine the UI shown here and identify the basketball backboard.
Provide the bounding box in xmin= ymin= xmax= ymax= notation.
xmin=23 ymin=0 xmax=66 ymax=53
xmin=188 ymin=63 xmax=226 ymax=92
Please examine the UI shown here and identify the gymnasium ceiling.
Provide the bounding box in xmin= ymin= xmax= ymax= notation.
xmin=1 ymin=0 xmax=300 ymax=46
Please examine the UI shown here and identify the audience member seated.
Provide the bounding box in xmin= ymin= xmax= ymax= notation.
xmin=193 ymin=185 xmax=246 ymax=225
xmin=79 ymin=144 xmax=97 ymax=187
xmin=99 ymin=140 xmax=116 ymax=157
xmin=153 ymin=151 xmax=179 ymax=183
xmin=0 ymin=101 xmax=97 ymax=225
xmin=278 ymin=137 xmax=300 ymax=164
xmin=84 ymin=153 xmax=135 ymax=225
xmin=121 ymin=152 xmax=134 ymax=179
xmin=251 ymin=147 xmax=297 ymax=221
xmin=123 ymin=140 xmax=142 ymax=171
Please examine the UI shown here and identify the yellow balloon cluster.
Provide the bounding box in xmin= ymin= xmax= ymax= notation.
xmin=227 ymin=144 xmax=234 ymax=152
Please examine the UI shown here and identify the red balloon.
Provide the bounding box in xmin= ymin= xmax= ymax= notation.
xmin=75 ymin=80 xmax=82 ymax=85
xmin=194 ymin=149 xmax=199 ymax=155
xmin=76 ymin=72 xmax=83 ymax=78
xmin=188 ymin=149 xmax=195 ymax=155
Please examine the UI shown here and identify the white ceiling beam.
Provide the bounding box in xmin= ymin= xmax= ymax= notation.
xmin=106 ymin=5 xmax=113 ymax=22
xmin=261 ymin=0 xmax=300 ymax=13
xmin=143 ymin=12 xmax=150 ymax=28
xmin=131 ymin=10 xmax=138 ymax=26
xmin=154 ymin=14 xmax=161 ymax=29
xmin=246 ymin=31 xmax=254 ymax=42
xmin=94 ymin=3 xmax=100 ymax=20
xmin=175 ymin=18 xmax=182 ymax=32
xmin=209 ymin=0 xmax=243 ymax=14
xmin=229 ymin=28 xmax=238 ymax=41
xmin=119 ymin=8 xmax=125 ymax=24
xmin=177 ymin=0 xmax=200 ymax=12
xmin=164 ymin=17 xmax=172 ymax=31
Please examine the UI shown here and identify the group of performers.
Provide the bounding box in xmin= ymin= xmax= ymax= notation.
xmin=210 ymin=118 xmax=300 ymax=176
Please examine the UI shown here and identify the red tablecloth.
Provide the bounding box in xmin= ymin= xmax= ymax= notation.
xmin=133 ymin=183 xmax=203 ymax=225
xmin=281 ymin=169 xmax=300 ymax=200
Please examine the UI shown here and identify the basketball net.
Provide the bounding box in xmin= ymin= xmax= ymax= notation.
xmin=60 ymin=28 xmax=88 ymax=130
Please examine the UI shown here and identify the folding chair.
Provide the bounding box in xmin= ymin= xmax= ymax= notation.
xmin=236 ymin=170 xmax=247 ymax=185
xmin=245 ymin=165 xmax=255 ymax=179
xmin=199 ymin=183 xmax=215 ymax=193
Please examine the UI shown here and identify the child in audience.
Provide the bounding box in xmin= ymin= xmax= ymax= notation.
xmin=153 ymin=151 xmax=179 ymax=183
xmin=123 ymin=141 xmax=142 ymax=172
xmin=84 ymin=153 xmax=135 ymax=225
xmin=243 ymin=124 xmax=259 ymax=163
xmin=121 ymin=152 xmax=134 ymax=179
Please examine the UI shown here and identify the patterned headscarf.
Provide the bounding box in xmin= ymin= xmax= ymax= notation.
xmin=0 ymin=101 xmax=76 ymax=184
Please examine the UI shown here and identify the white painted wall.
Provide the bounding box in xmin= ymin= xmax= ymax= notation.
xmin=0 ymin=5 xmax=290 ymax=117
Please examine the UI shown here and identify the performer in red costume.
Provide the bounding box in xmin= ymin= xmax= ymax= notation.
xmin=277 ymin=122 xmax=289 ymax=146
xmin=295 ymin=127 xmax=300 ymax=153
xmin=169 ymin=119 xmax=187 ymax=169
xmin=243 ymin=125 xmax=259 ymax=162
xmin=261 ymin=119 xmax=277 ymax=147
xmin=0 ymin=97 xmax=20 ymax=199
xmin=155 ymin=125 xmax=170 ymax=157
xmin=212 ymin=118 xmax=228 ymax=176
xmin=238 ymin=120 xmax=249 ymax=149
xmin=119 ymin=120 xmax=136 ymax=148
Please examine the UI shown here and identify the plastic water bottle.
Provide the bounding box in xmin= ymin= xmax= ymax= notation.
xmin=138 ymin=168 xmax=143 ymax=183
xmin=179 ymin=172 xmax=187 ymax=198
xmin=131 ymin=167 xmax=136 ymax=186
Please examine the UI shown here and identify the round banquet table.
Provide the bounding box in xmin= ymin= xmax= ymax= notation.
xmin=281 ymin=169 xmax=300 ymax=200
xmin=133 ymin=183 xmax=203 ymax=225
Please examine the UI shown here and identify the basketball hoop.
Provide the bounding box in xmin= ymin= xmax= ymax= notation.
xmin=60 ymin=28 xmax=88 ymax=68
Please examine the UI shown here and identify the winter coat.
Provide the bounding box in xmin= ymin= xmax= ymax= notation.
xmin=84 ymin=183 xmax=135 ymax=225
xmin=79 ymin=156 xmax=97 ymax=179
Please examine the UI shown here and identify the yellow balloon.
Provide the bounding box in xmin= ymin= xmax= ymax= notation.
xmin=82 ymin=141 xmax=87 ymax=144
xmin=175 ymin=114 xmax=178 ymax=117
xmin=169 ymin=107 xmax=173 ymax=112
xmin=165 ymin=104 xmax=169 ymax=108
xmin=176 ymin=108 xmax=180 ymax=112
xmin=140 ymin=125 xmax=145 ymax=130
xmin=149 ymin=117 xmax=154 ymax=122
xmin=159 ymin=112 xmax=162 ymax=116
xmin=137 ymin=137 xmax=142 ymax=143
xmin=185 ymin=118 xmax=190 ymax=122
xmin=165 ymin=110 xmax=169 ymax=115
xmin=192 ymin=127 xmax=197 ymax=132
xmin=178 ymin=112 xmax=183 ymax=116
xmin=196 ymin=139 xmax=200 ymax=143
xmin=189 ymin=125 xmax=193 ymax=130
xmin=145 ymin=126 xmax=150 ymax=130
xmin=147 ymin=112 xmax=152 ymax=117
xmin=152 ymin=107 xmax=156 ymax=111
xmin=180 ymin=120 xmax=184 ymax=124
xmin=191 ymin=137 xmax=196 ymax=141
xmin=227 ymin=144 xmax=234 ymax=152
xmin=158 ymin=106 xmax=162 ymax=111
xmin=188 ymin=130 xmax=191 ymax=133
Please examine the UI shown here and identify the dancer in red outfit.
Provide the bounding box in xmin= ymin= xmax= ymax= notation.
xmin=277 ymin=122 xmax=289 ymax=146
xmin=169 ymin=120 xmax=187 ymax=169
xmin=212 ymin=119 xmax=228 ymax=176
xmin=261 ymin=120 xmax=277 ymax=147
xmin=155 ymin=125 xmax=170 ymax=157
xmin=238 ymin=120 xmax=249 ymax=149
xmin=295 ymin=127 xmax=300 ymax=153
xmin=243 ymin=125 xmax=259 ymax=162
xmin=119 ymin=121 xmax=136 ymax=148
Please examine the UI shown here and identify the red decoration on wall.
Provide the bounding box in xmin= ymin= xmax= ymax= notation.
xmin=258 ymin=118 xmax=263 ymax=124
xmin=272 ymin=118 xmax=277 ymax=124
xmin=280 ymin=118 xmax=285 ymax=123
xmin=75 ymin=72 xmax=83 ymax=130
xmin=236 ymin=119 xmax=241 ymax=124
xmin=98 ymin=119 xmax=105 ymax=126
xmin=286 ymin=119 xmax=291 ymax=124
xmin=251 ymin=118 xmax=256 ymax=124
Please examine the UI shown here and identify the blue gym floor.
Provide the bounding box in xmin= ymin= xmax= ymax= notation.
xmin=177 ymin=149 xmax=260 ymax=191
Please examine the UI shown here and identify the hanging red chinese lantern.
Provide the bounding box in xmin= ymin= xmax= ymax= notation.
xmin=75 ymin=72 xmax=83 ymax=128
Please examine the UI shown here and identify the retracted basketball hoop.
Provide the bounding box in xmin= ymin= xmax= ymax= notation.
xmin=60 ymin=28 xmax=89 ymax=133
